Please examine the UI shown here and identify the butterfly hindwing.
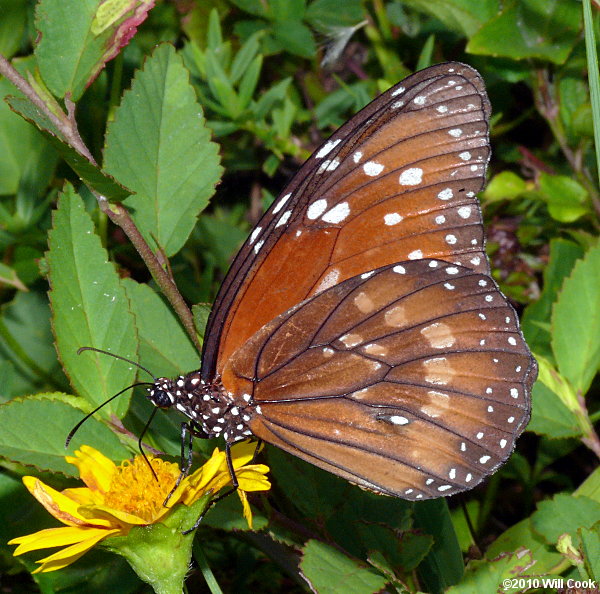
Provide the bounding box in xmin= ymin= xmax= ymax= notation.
xmin=222 ymin=261 xmax=534 ymax=499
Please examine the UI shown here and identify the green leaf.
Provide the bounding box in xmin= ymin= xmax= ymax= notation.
xmin=238 ymin=55 xmax=263 ymax=110
xmin=104 ymin=44 xmax=222 ymax=257
xmin=486 ymin=518 xmax=563 ymax=574
xmin=0 ymin=263 xmax=27 ymax=291
xmin=447 ymin=549 xmax=537 ymax=593
xmin=414 ymin=499 xmax=464 ymax=591
xmin=272 ymin=20 xmax=316 ymax=58
xmin=578 ymin=524 xmax=600 ymax=581
xmin=253 ymin=77 xmax=292 ymax=119
xmin=467 ymin=0 xmax=581 ymax=65
xmin=305 ymin=0 xmax=365 ymax=32
xmin=47 ymin=184 xmax=138 ymax=417
xmin=229 ymin=32 xmax=262 ymax=84
xmin=0 ymin=291 xmax=67 ymax=393
xmin=484 ymin=170 xmax=528 ymax=203
xmin=192 ymin=303 xmax=211 ymax=339
xmin=538 ymin=173 xmax=589 ymax=223
xmin=0 ymin=57 xmax=57 ymax=196
xmin=299 ymin=540 xmax=388 ymax=594
xmin=34 ymin=0 xmax=153 ymax=101
xmin=0 ymin=0 xmax=28 ymax=58
xmin=6 ymin=96 xmax=131 ymax=201
xmin=401 ymin=0 xmax=500 ymax=37
xmin=552 ymin=242 xmax=600 ymax=394
xmin=122 ymin=278 xmax=200 ymax=378
xmin=522 ymin=239 xmax=584 ymax=359
xmin=531 ymin=493 xmax=600 ymax=544
xmin=0 ymin=395 xmax=128 ymax=475
xmin=527 ymin=375 xmax=582 ymax=438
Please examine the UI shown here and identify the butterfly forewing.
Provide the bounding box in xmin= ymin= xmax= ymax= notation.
xmin=222 ymin=261 xmax=534 ymax=499
xmin=202 ymin=62 xmax=492 ymax=380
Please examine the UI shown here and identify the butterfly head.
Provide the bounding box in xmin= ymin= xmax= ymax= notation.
xmin=147 ymin=378 xmax=178 ymax=408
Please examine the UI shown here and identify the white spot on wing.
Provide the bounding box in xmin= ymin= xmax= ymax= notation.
xmin=363 ymin=161 xmax=385 ymax=176
xmin=322 ymin=202 xmax=350 ymax=224
xmin=315 ymin=268 xmax=340 ymax=294
xmin=249 ymin=227 xmax=262 ymax=244
xmin=437 ymin=188 xmax=453 ymax=201
xmin=275 ymin=210 xmax=292 ymax=227
xmin=316 ymin=138 xmax=341 ymax=158
xmin=307 ymin=199 xmax=328 ymax=219
xmin=384 ymin=212 xmax=403 ymax=226
xmin=353 ymin=151 xmax=363 ymax=163
xmin=408 ymin=249 xmax=423 ymax=259
xmin=272 ymin=193 xmax=291 ymax=214
xmin=399 ymin=168 xmax=423 ymax=185
xmin=457 ymin=206 xmax=472 ymax=219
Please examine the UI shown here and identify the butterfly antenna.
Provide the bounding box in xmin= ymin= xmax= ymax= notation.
xmin=65 ymin=382 xmax=153 ymax=447
xmin=137 ymin=407 xmax=160 ymax=481
xmin=77 ymin=346 xmax=157 ymax=380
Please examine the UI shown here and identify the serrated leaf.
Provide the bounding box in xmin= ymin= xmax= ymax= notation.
xmin=486 ymin=518 xmax=562 ymax=574
xmin=522 ymin=239 xmax=584 ymax=359
xmin=104 ymin=44 xmax=222 ymax=257
xmin=47 ymin=185 xmax=137 ymax=417
xmin=0 ymin=395 xmax=128 ymax=475
xmin=34 ymin=0 xmax=153 ymax=100
xmin=531 ymin=493 xmax=600 ymax=544
xmin=6 ymin=96 xmax=131 ymax=201
xmin=300 ymin=540 xmax=388 ymax=594
xmin=447 ymin=549 xmax=536 ymax=593
xmin=122 ymin=278 xmax=199 ymax=377
xmin=467 ymin=0 xmax=580 ymax=65
xmin=552 ymin=242 xmax=600 ymax=394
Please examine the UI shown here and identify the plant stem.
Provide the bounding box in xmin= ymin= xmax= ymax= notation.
xmin=0 ymin=51 xmax=202 ymax=354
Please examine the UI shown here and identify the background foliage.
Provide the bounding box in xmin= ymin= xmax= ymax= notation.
xmin=0 ymin=0 xmax=599 ymax=592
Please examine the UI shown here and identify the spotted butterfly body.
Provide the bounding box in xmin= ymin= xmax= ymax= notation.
xmin=148 ymin=62 xmax=537 ymax=500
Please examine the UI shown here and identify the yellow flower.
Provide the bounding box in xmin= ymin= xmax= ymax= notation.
xmin=9 ymin=442 xmax=270 ymax=573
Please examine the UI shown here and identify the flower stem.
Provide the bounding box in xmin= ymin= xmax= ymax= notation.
xmin=193 ymin=541 xmax=223 ymax=594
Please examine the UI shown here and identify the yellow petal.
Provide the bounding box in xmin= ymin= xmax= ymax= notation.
xmin=230 ymin=441 xmax=261 ymax=468
xmin=237 ymin=490 xmax=253 ymax=529
xmin=83 ymin=504 xmax=147 ymax=527
xmin=236 ymin=466 xmax=271 ymax=492
xmin=9 ymin=525 xmax=115 ymax=555
xmin=65 ymin=445 xmax=116 ymax=493
xmin=21 ymin=477 xmax=112 ymax=527
xmin=31 ymin=528 xmax=121 ymax=573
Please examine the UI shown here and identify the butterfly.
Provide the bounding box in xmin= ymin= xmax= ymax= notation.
xmin=145 ymin=62 xmax=536 ymax=501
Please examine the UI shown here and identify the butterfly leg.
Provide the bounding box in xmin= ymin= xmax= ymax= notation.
xmin=163 ymin=420 xmax=206 ymax=507
xmin=183 ymin=441 xmax=239 ymax=534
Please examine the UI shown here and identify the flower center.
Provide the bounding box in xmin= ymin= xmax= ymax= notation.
xmin=104 ymin=456 xmax=181 ymax=522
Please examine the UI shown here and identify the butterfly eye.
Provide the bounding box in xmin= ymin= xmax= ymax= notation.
xmin=149 ymin=385 xmax=174 ymax=409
